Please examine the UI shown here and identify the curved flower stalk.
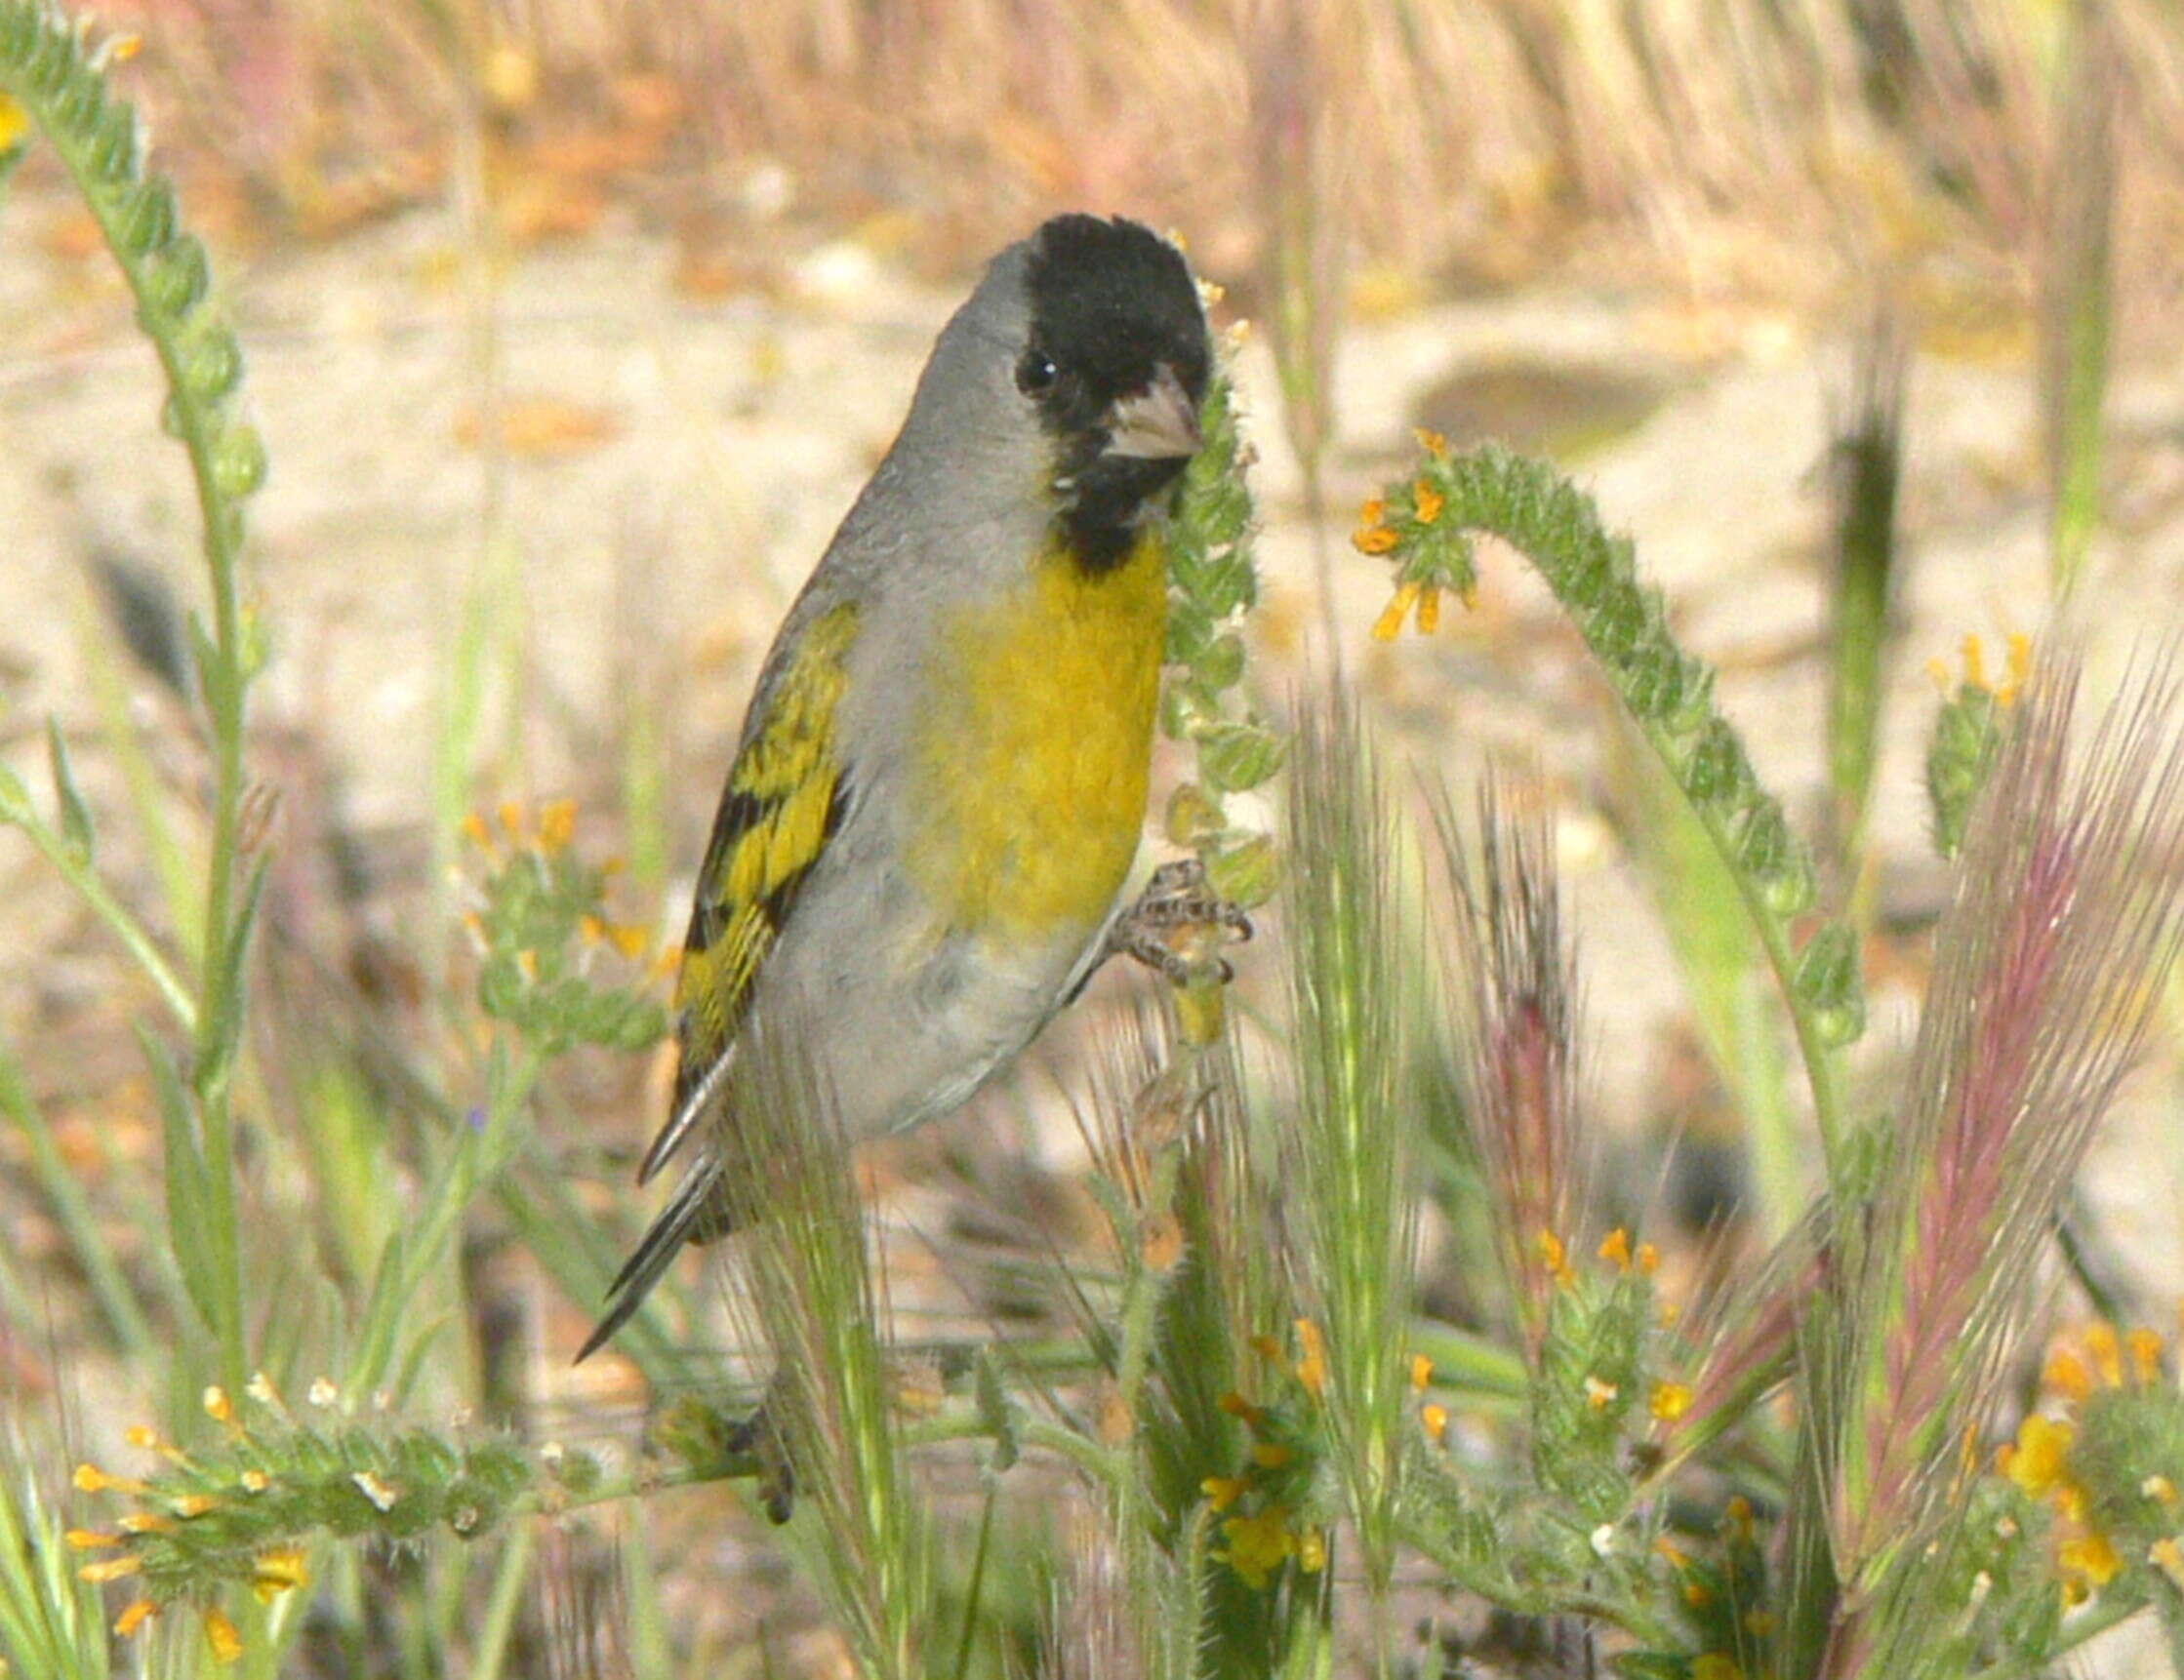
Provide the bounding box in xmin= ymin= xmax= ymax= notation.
xmin=1355 ymin=440 xmax=1864 ymax=1179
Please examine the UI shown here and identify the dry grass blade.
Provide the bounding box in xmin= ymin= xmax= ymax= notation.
xmin=1433 ymin=771 xmax=1586 ymax=1362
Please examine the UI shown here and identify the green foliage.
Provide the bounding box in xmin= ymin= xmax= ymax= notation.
xmin=462 ymin=804 xmax=668 ymax=1055
xmin=1925 ymin=673 xmax=2007 ymax=861
xmin=4 ymin=9 xmax=2183 ymax=1676
xmin=1164 ymin=359 xmax=1284 ymax=915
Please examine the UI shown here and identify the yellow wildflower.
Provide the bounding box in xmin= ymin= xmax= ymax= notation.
xmin=1371 ymin=580 xmax=1421 ymax=641
xmin=2085 ymin=1323 xmax=2123 ymax=1388
xmin=2127 ymin=1327 xmax=2164 ymax=1385
xmin=73 ymin=1463 xmax=145 ymax=1496
xmin=1414 ymin=583 xmax=1441 ymax=635
xmin=204 ymin=1606 xmax=244 ymax=1663
xmin=1297 ymin=1525 xmax=1326 ymax=1573
xmin=1637 ymin=1242 xmax=1660 ymax=1276
xmin=1218 ymin=1392 xmax=1265 ymax=1428
xmin=1353 ymin=523 xmax=1400 ymax=557
xmin=1201 ymin=1475 xmax=1245 ymax=1512
xmin=1421 ymin=1402 xmax=1449 ymax=1445
xmin=2060 ymin=1529 xmax=2122 ymax=1590
xmin=2041 ymin=1343 xmax=2092 ymax=1402
xmin=65 ymin=1530 xmax=119 ymax=1550
xmin=1412 ymin=479 xmax=1445 ymax=525
xmin=203 ymin=1385 xmax=234 ymax=1424
xmin=0 ymin=97 xmax=25 ymax=153
xmin=1649 ymin=1382 xmax=1692 ymax=1422
xmin=1414 ymin=427 xmax=1449 ymax=458
xmin=1292 ymin=1318 xmax=1327 ymax=1398
xmin=114 ymin=1600 xmax=157 ymax=1638
xmin=2143 ymin=1475 xmax=2178 ymax=1507
xmin=2000 ymin=1414 xmax=2074 ymax=1496
xmin=1219 ymin=1506 xmax=1297 ymax=1588
xmin=253 ymin=1547 xmax=310 ymax=1603
xmin=538 ymin=798 xmax=577 ymax=852
xmin=2151 ymin=1538 xmax=2184 ymax=1591
xmin=461 ymin=812 xmax=494 ymax=850
xmin=79 ymin=1556 xmax=142 ymax=1584
xmin=1536 ymin=1228 xmax=1573 ymax=1286
xmin=1598 ymin=1228 xmax=1632 ymax=1270
xmin=2000 ymin=631 xmax=2032 ymax=703
xmin=1584 ymin=1375 xmax=1618 ymax=1411
xmin=118 ymin=1512 xmax=175 ymax=1536
xmin=1410 ymin=1352 xmax=1434 ymax=1392
xmin=173 ymin=1493 xmax=218 ymax=1517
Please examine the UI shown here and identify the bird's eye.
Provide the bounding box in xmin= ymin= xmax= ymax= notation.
xmin=1015 ymin=351 xmax=1059 ymax=396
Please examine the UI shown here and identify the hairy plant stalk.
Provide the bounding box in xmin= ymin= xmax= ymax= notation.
xmin=721 ymin=1013 xmax=931 ymax=1680
xmin=1282 ymin=699 xmax=1414 ymax=1604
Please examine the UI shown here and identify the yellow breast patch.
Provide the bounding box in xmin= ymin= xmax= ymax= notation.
xmin=911 ymin=533 xmax=1166 ymax=940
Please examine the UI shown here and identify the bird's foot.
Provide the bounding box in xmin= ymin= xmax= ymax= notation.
xmin=1110 ymin=858 xmax=1253 ymax=987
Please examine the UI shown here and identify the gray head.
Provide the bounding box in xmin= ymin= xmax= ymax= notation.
xmin=899 ymin=215 xmax=1213 ymax=571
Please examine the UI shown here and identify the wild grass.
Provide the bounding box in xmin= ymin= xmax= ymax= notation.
xmin=66 ymin=0 xmax=2184 ymax=306
xmin=6 ymin=3 xmax=2184 ymax=1678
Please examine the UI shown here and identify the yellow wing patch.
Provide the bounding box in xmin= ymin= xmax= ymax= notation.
xmin=673 ymin=602 xmax=860 ymax=1093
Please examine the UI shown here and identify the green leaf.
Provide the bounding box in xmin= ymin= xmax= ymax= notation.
xmin=1196 ymin=722 xmax=1286 ymax=794
xmin=44 ymin=718 xmax=93 ymax=862
xmin=192 ymin=854 xmax=266 ymax=1105
xmin=1205 ymin=832 xmax=1278 ymax=909
xmin=0 ymin=757 xmax=31 ymax=826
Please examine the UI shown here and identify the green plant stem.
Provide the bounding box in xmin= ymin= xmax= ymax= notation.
xmin=1635 ymin=706 xmax=1844 ymax=1168
xmin=0 ymin=16 xmax=270 ymax=1394
xmin=465 ymin=1525 xmax=535 ymax=1680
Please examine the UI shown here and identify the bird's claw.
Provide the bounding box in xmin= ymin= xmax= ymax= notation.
xmin=1110 ymin=858 xmax=1253 ymax=988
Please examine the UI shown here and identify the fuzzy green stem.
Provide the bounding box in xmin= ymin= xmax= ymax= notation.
xmin=1365 ymin=446 xmax=1857 ymax=1179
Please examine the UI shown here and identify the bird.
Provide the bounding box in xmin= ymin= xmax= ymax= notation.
xmin=579 ymin=214 xmax=1214 ymax=1360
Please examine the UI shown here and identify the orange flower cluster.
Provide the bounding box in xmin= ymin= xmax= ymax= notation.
xmin=1200 ymin=1322 xmax=1332 ymax=1589
xmin=1997 ymin=1321 xmax=2181 ymax=1606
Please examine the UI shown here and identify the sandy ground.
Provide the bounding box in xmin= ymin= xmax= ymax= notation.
xmin=4 ymin=183 xmax=2183 ymax=1670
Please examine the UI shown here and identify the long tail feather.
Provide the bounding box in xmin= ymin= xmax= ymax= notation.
xmin=575 ymin=1161 xmax=722 ymax=1362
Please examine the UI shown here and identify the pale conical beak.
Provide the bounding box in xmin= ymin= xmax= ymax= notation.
xmin=1101 ymin=363 xmax=1203 ymax=460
